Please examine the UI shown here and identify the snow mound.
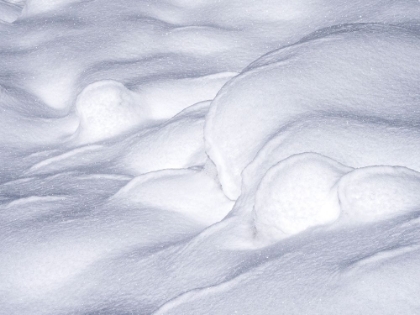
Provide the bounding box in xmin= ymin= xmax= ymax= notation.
xmin=26 ymin=101 xmax=209 ymax=177
xmin=75 ymin=80 xmax=149 ymax=144
xmin=338 ymin=166 xmax=420 ymax=222
xmin=205 ymin=24 xmax=420 ymax=199
xmin=247 ymin=116 xmax=420 ymax=175
xmin=2 ymin=0 xmax=420 ymax=313
xmin=115 ymin=101 xmax=210 ymax=175
xmin=114 ymin=169 xmax=233 ymax=225
xmin=134 ymin=72 xmax=237 ymax=121
xmin=251 ymin=155 xmax=420 ymax=241
xmin=234 ymin=114 xmax=420 ymax=216
xmin=253 ymin=153 xmax=351 ymax=238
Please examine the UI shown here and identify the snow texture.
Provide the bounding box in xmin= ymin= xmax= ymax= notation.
xmin=1 ymin=0 xmax=420 ymax=314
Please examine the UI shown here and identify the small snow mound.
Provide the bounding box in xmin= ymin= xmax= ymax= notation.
xmin=338 ymin=166 xmax=420 ymax=222
xmin=75 ymin=80 xmax=149 ymax=144
xmin=115 ymin=101 xmax=210 ymax=175
xmin=114 ymin=169 xmax=233 ymax=225
xmin=253 ymin=153 xmax=351 ymax=239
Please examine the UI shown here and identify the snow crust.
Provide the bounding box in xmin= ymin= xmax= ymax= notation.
xmin=1 ymin=0 xmax=420 ymax=314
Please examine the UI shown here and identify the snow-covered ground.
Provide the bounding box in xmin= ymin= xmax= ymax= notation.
xmin=1 ymin=0 xmax=420 ymax=314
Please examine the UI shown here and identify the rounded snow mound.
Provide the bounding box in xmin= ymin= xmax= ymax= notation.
xmin=252 ymin=153 xmax=420 ymax=242
xmin=75 ymin=80 xmax=149 ymax=144
xmin=205 ymin=24 xmax=420 ymax=200
xmin=114 ymin=169 xmax=233 ymax=225
xmin=338 ymin=166 xmax=420 ymax=223
xmin=253 ymin=153 xmax=351 ymax=239
xmin=115 ymin=101 xmax=210 ymax=176
xmin=236 ymin=115 xmax=420 ymax=218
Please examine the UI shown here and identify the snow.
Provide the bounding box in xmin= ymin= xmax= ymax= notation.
xmin=205 ymin=24 xmax=420 ymax=199
xmin=253 ymin=153 xmax=350 ymax=238
xmin=75 ymin=80 xmax=150 ymax=144
xmin=338 ymin=166 xmax=420 ymax=223
xmin=1 ymin=0 xmax=420 ymax=314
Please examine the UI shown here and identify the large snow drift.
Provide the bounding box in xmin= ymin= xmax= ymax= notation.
xmin=1 ymin=0 xmax=420 ymax=314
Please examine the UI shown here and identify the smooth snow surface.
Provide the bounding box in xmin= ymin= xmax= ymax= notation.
xmin=206 ymin=24 xmax=420 ymax=198
xmin=253 ymin=153 xmax=350 ymax=238
xmin=1 ymin=0 xmax=420 ymax=314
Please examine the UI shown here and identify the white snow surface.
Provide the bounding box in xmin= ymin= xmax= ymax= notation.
xmin=1 ymin=0 xmax=420 ymax=314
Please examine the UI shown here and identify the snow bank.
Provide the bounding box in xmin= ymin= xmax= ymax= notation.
xmin=205 ymin=24 xmax=420 ymax=199
xmin=1 ymin=0 xmax=420 ymax=314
